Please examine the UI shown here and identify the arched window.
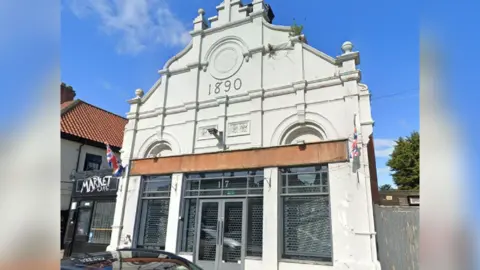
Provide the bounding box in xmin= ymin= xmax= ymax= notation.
xmin=145 ymin=141 xmax=173 ymax=158
xmin=280 ymin=123 xmax=325 ymax=145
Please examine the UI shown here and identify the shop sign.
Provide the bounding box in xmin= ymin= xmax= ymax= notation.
xmin=76 ymin=175 xmax=119 ymax=194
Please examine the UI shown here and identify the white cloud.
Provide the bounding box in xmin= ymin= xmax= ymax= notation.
xmin=65 ymin=0 xmax=191 ymax=55
xmin=377 ymin=167 xmax=391 ymax=175
xmin=375 ymin=138 xmax=396 ymax=158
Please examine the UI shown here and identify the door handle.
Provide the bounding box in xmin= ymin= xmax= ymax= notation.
xmin=220 ymin=220 xmax=224 ymax=246
xmin=216 ymin=220 xmax=221 ymax=246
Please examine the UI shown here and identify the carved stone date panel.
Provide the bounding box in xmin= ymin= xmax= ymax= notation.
xmin=203 ymin=36 xmax=249 ymax=98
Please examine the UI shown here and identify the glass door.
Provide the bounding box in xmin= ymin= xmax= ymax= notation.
xmin=195 ymin=200 xmax=221 ymax=270
xmin=195 ymin=199 xmax=246 ymax=270
xmin=218 ymin=200 xmax=245 ymax=270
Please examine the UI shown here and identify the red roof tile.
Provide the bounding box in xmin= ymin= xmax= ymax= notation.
xmin=61 ymin=101 xmax=73 ymax=110
xmin=61 ymin=100 xmax=128 ymax=148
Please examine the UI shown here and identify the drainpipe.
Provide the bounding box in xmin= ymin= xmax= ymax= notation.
xmin=361 ymin=137 xmax=380 ymax=268
xmin=63 ymin=141 xmax=84 ymax=254
xmin=115 ymin=98 xmax=141 ymax=249
xmin=75 ymin=142 xmax=85 ymax=171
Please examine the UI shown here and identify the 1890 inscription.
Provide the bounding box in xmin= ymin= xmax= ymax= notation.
xmin=208 ymin=78 xmax=242 ymax=95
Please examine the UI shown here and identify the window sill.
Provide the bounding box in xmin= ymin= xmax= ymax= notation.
xmin=280 ymin=259 xmax=333 ymax=266
xmin=245 ymin=256 xmax=262 ymax=260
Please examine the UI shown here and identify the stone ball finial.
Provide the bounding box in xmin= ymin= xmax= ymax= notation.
xmin=341 ymin=41 xmax=353 ymax=54
xmin=135 ymin=88 xmax=144 ymax=98
xmin=198 ymin=8 xmax=205 ymax=16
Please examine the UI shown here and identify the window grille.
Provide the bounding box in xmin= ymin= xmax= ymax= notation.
xmin=137 ymin=175 xmax=171 ymax=250
xmin=247 ymin=197 xmax=263 ymax=257
xmin=89 ymin=200 xmax=116 ymax=244
xmin=280 ymin=165 xmax=332 ymax=262
xmin=179 ymin=170 xmax=264 ymax=257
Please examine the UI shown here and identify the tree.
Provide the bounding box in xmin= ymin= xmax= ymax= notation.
xmin=379 ymin=184 xmax=393 ymax=191
xmin=386 ymin=131 xmax=420 ymax=190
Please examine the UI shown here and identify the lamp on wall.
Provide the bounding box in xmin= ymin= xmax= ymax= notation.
xmin=208 ymin=127 xmax=226 ymax=150
xmin=207 ymin=127 xmax=218 ymax=135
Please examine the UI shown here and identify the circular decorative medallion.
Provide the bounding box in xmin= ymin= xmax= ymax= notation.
xmin=208 ymin=43 xmax=244 ymax=80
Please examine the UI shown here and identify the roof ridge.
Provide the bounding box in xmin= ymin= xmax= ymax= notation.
xmin=64 ymin=99 xmax=127 ymax=120
xmin=61 ymin=99 xmax=81 ymax=115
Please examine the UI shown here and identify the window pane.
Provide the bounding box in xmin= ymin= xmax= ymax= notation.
xmin=142 ymin=191 xmax=171 ymax=198
xmin=283 ymin=172 xmax=323 ymax=194
xmin=222 ymin=177 xmax=248 ymax=196
xmin=84 ymin=154 xmax=102 ymax=171
xmin=248 ymin=176 xmax=264 ymax=189
xmin=223 ymin=177 xmax=247 ymax=189
xmin=180 ymin=199 xmax=197 ymax=252
xmin=288 ymin=166 xmax=319 ymax=174
xmin=75 ymin=209 xmax=91 ymax=236
xmin=283 ymin=196 xmax=332 ymax=261
xmin=138 ymin=199 xmax=170 ymax=250
xmin=247 ymin=198 xmax=263 ymax=257
xmin=321 ymin=171 xmax=328 ymax=186
xmin=89 ymin=201 xmax=115 ymax=244
xmin=144 ymin=179 xmax=171 ymax=192
xmin=199 ymin=178 xmax=222 ymax=196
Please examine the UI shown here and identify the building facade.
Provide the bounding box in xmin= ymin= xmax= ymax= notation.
xmin=108 ymin=1 xmax=381 ymax=269
xmin=61 ymin=83 xmax=127 ymax=249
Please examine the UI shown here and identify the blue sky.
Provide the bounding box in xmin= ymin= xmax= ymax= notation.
xmin=60 ymin=0 xmax=420 ymax=187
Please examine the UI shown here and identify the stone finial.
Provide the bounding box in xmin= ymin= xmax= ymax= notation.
xmin=341 ymin=41 xmax=353 ymax=54
xmin=194 ymin=7 xmax=208 ymax=31
xmin=135 ymin=88 xmax=144 ymax=98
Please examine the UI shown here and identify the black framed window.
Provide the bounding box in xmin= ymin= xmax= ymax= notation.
xmin=89 ymin=201 xmax=116 ymax=244
xmin=136 ymin=175 xmax=172 ymax=250
xmin=84 ymin=153 xmax=102 ymax=171
xmin=179 ymin=170 xmax=264 ymax=257
xmin=280 ymin=165 xmax=332 ymax=262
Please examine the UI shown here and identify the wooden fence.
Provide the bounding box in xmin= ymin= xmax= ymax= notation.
xmin=374 ymin=205 xmax=419 ymax=270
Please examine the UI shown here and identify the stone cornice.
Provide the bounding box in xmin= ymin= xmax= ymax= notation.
xmin=302 ymin=43 xmax=336 ymax=65
xmin=127 ymin=97 xmax=141 ymax=105
xmin=339 ymin=70 xmax=362 ymax=83
xmin=336 ymin=51 xmax=360 ymax=65
xmin=130 ymin=74 xmax=366 ymax=120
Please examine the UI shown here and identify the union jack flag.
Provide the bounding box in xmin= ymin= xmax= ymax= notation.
xmin=106 ymin=143 xmax=124 ymax=177
xmin=351 ymin=127 xmax=359 ymax=158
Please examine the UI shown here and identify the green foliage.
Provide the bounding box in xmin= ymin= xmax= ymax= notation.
xmin=289 ymin=19 xmax=304 ymax=37
xmin=379 ymin=184 xmax=393 ymax=191
xmin=386 ymin=131 xmax=420 ymax=190
xmin=61 ymin=82 xmax=74 ymax=92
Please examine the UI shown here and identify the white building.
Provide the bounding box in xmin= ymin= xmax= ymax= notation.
xmin=108 ymin=1 xmax=381 ymax=269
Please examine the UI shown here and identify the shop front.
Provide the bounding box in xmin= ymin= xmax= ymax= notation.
xmin=63 ymin=169 xmax=119 ymax=257
xmin=107 ymin=1 xmax=381 ymax=269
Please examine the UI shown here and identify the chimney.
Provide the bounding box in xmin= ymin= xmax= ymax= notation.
xmin=61 ymin=83 xmax=76 ymax=103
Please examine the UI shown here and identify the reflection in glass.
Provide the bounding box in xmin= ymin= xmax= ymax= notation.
xmin=247 ymin=198 xmax=263 ymax=257
xmin=180 ymin=199 xmax=197 ymax=252
xmin=222 ymin=201 xmax=243 ymax=263
xmin=198 ymin=202 xmax=219 ymax=261
xmin=75 ymin=208 xmax=92 ymax=236
xmin=144 ymin=179 xmax=171 ymax=192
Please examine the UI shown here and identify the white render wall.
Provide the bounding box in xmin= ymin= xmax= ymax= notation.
xmin=109 ymin=1 xmax=380 ymax=269
xmin=60 ymin=139 xmax=120 ymax=210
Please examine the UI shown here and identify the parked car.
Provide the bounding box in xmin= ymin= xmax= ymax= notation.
xmin=61 ymin=248 xmax=203 ymax=270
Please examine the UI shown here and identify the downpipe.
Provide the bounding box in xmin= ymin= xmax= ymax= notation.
xmin=361 ymin=137 xmax=381 ymax=270
xmin=115 ymin=102 xmax=140 ymax=249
